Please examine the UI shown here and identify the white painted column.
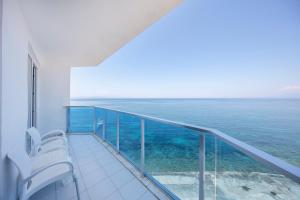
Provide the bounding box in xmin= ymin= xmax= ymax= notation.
xmin=38 ymin=63 xmax=71 ymax=133
xmin=0 ymin=0 xmax=3 ymax=199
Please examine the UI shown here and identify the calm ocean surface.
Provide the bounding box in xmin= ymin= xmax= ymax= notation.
xmin=71 ymin=98 xmax=300 ymax=168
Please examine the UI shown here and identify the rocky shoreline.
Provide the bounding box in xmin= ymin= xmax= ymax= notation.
xmin=152 ymin=171 xmax=300 ymax=200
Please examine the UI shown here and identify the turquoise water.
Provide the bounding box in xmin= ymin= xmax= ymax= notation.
xmin=69 ymin=99 xmax=300 ymax=199
xmin=70 ymin=98 xmax=300 ymax=168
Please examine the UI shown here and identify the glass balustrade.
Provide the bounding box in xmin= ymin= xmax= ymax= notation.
xmin=66 ymin=106 xmax=94 ymax=133
xmin=119 ymin=112 xmax=141 ymax=168
xmin=211 ymin=136 xmax=300 ymax=200
xmin=104 ymin=110 xmax=118 ymax=146
xmin=66 ymin=106 xmax=300 ymax=200
xmin=144 ymin=119 xmax=201 ymax=199
xmin=95 ymin=107 xmax=105 ymax=138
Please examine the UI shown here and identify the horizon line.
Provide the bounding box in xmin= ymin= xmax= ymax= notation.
xmin=71 ymin=97 xmax=300 ymax=100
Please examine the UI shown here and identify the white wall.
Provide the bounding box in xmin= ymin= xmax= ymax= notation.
xmin=0 ymin=0 xmax=3 ymax=199
xmin=0 ymin=0 xmax=44 ymax=199
xmin=1 ymin=0 xmax=30 ymax=198
xmin=0 ymin=1 xmax=72 ymax=198
xmin=38 ymin=63 xmax=70 ymax=133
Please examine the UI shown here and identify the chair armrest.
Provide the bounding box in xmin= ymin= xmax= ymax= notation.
xmin=41 ymin=130 xmax=65 ymax=140
xmin=25 ymin=157 xmax=74 ymax=184
xmin=41 ymin=136 xmax=67 ymax=146
xmin=38 ymin=146 xmax=69 ymax=155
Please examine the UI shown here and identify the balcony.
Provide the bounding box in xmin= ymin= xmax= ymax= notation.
xmin=30 ymin=134 xmax=166 ymax=200
xmin=58 ymin=106 xmax=300 ymax=200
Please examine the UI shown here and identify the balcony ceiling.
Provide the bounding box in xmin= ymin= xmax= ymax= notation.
xmin=18 ymin=0 xmax=181 ymax=67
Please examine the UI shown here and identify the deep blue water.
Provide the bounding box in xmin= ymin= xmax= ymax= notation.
xmin=70 ymin=98 xmax=300 ymax=168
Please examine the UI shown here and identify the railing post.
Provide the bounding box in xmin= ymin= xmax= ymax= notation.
xmin=199 ymin=133 xmax=205 ymax=200
xmin=116 ymin=113 xmax=120 ymax=152
xmin=93 ymin=107 xmax=96 ymax=134
xmin=214 ymin=136 xmax=217 ymax=200
xmin=141 ymin=118 xmax=145 ymax=176
xmin=102 ymin=112 xmax=106 ymax=139
xmin=66 ymin=107 xmax=70 ymax=133
xmin=102 ymin=117 xmax=105 ymax=140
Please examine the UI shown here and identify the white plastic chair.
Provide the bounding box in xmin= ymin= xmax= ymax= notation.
xmin=28 ymin=127 xmax=68 ymax=152
xmin=27 ymin=127 xmax=68 ymax=155
xmin=40 ymin=129 xmax=66 ymax=140
xmin=32 ymin=147 xmax=71 ymax=173
xmin=26 ymin=127 xmax=72 ymax=172
xmin=6 ymin=146 xmax=80 ymax=200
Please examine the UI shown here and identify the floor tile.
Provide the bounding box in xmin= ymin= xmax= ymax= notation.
xmin=110 ymin=168 xmax=135 ymax=188
xmin=119 ymin=178 xmax=148 ymax=200
xmin=102 ymin=159 xmax=123 ymax=176
xmin=96 ymin=153 xmax=118 ymax=166
xmin=79 ymin=160 xmax=102 ymax=176
xmin=88 ymin=178 xmax=118 ymax=200
xmin=139 ymin=191 xmax=158 ymax=200
xmin=106 ymin=191 xmax=124 ymax=200
xmin=82 ymin=167 xmax=109 ymax=188
xmin=77 ymin=155 xmax=96 ymax=166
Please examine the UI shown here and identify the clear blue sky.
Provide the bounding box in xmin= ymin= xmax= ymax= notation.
xmin=71 ymin=0 xmax=300 ymax=98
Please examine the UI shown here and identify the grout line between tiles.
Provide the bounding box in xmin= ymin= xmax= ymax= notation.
xmin=92 ymin=135 xmax=167 ymax=200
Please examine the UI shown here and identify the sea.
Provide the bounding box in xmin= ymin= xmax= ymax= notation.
xmin=70 ymin=98 xmax=300 ymax=199
xmin=71 ymin=98 xmax=300 ymax=167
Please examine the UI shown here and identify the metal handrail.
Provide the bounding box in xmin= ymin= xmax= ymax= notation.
xmin=66 ymin=105 xmax=300 ymax=185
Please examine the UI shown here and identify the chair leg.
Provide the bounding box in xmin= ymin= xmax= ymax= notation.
xmin=73 ymin=175 xmax=81 ymax=200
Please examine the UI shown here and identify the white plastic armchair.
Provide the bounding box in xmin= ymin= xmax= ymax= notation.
xmin=29 ymin=127 xmax=67 ymax=146
xmin=27 ymin=127 xmax=68 ymax=156
xmin=6 ymin=146 xmax=80 ymax=200
xmin=41 ymin=129 xmax=66 ymax=140
xmin=40 ymin=129 xmax=68 ymax=147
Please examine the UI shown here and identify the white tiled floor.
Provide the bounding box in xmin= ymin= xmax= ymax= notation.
xmin=30 ymin=135 xmax=169 ymax=200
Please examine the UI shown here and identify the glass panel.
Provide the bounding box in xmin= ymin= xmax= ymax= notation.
xmin=212 ymin=136 xmax=300 ymax=200
xmin=80 ymin=107 xmax=300 ymax=200
xmin=119 ymin=113 xmax=141 ymax=167
xmin=104 ymin=110 xmax=117 ymax=147
xmin=67 ymin=107 xmax=94 ymax=133
xmin=144 ymin=119 xmax=201 ymax=200
xmin=95 ymin=108 xmax=105 ymax=138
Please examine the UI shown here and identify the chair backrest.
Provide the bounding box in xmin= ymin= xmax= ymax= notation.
xmin=6 ymin=145 xmax=32 ymax=181
xmin=26 ymin=127 xmax=41 ymax=155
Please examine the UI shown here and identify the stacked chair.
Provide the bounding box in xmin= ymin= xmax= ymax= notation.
xmin=6 ymin=127 xmax=80 ymax=200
